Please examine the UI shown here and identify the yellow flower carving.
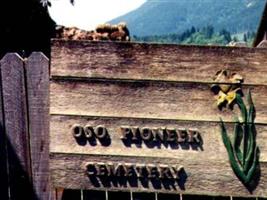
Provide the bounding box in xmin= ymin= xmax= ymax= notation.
xmin=211 ymin=70 xmax=243 ymax=109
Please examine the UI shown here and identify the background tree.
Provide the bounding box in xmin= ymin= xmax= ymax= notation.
xmin=0 ymin=0 xmax=74 ymax=58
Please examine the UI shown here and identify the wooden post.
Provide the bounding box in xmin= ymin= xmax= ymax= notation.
xmin=1 ymin=53 xmax=33 ymax=199
xmin=25 ymin=52 xmax=51 ymax=200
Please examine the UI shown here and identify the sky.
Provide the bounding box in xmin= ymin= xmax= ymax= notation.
xmin=48 ymin=0 xmax=146 ymax=30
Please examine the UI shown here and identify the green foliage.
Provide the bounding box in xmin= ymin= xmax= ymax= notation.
xmin=220 ymin=90 xmax=259 ymax=185
xmin=132 ymin=25 xmax=256 ymax=46
xmin=0 ymin=0 xmax=56 ymax=58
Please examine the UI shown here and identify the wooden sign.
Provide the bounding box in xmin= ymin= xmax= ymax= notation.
xmin=50 ymin=40 xmax=267 ymax=197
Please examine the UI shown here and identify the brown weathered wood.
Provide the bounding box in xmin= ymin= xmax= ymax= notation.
xmin=50 ymin=153 xmax=267 ymax=197
xmin=50 ymin=114 xmax=267 ymax=197
xmin=50 ymin=115 xmax=267 ymax=162
xmin=26 ymin=52 xmax=51 ymax=200
xmin=0 ymin=57 xmax=8 ymax=200
xmin=1 ymin=53 xmax=33 ymax=199
xmin=50 ymin=40 xmax=267 ymax=198
xmin=51 ymin=40 xmax=267 ymax=85
xmin=50 ymin=80 xmax=267 ymax=124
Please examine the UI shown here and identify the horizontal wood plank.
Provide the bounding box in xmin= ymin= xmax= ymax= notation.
xmin=50 ymin=115 xmax=267 ymax=162
xmin=50 ymin=153 xmax=267 ymax=197
xmin=50 ymin=40 xmax=267 ymax=197
xmin=50 ymin=80 xmax=267 ymax=124
xmin=51 ymin=40 xmax=267 ymax=85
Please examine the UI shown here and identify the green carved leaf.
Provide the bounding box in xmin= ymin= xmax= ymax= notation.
xmin=220 ymin=90 xmax=259 ymax=185
xmin=233 ymin=118 xmax=243 ymax=164
xmin=220 ymin=119 xmax=247 ymax=182
xmin=247 ymin=89 xmax=256 ymax=124
xmin=236 ymin=94 xmax=247 ymax=123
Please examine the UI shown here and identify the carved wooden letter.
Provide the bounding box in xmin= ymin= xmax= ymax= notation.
xmin=120 ymin=126 xmax=131 ymax=139
xmin=188 ymin=129 xmax=201 ymax=143
xmin=171 ymin=165 xmax=184 ymax=179
xmin=95 ymin=125 xmax=108 ymax=139
xmin=71 ymin=124 xmax=84 ymax=138
xmin=125 ymin=163 xmax=137 ymax=177
xmin=152 ymin=127 xmax=165 ymax=142
xmin=166 ymin=128 xmax=177 ymax=142
xmin=177 ymin=129 xmax=188 ymax=143
xmin=140 ymin=127 xmax=153 ymax=141
xmin=86 ymin=162 xmax=97 ymax=176
xmin=84 ymin=125 xmax=94 ymax=139
xmin=97 ymin=163 xmax=109 ymax=176
xmin=159 ymin=164 xmax=173 ymax=179
xmin=147 ymin=164 xmax=159 ymax=179
xmin=130 ymin=127 xmax=139 ymax=140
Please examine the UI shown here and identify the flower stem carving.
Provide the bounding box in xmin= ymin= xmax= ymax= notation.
xmin=220 ymin=90 xmax=259 ymax=185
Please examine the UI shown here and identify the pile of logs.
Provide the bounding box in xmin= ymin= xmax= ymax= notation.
xmin=55 ymin=22 xmax=130 ymax=41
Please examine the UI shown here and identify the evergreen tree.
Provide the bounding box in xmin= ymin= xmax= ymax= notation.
xmin=233 ymin=36 xmax=239 ymax=42
xmin=132 ymin=25 xmax=234 ymax=46
xmin=191 ymin=26 xmax=196 ymax=34
xmin=202 ymin=25 xmax=214 ymax=39
xmin=219 ymin=29 xmax=231 ymax=43
xmin=0 ymin=0 xmax=74 ymax=58
xmin=243 ymin=33 xmax=247 ymax=42
xmin=0 ymin=0 xmax=57 ymax=58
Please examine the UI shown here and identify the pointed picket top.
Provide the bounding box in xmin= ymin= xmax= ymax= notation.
xmin=28 ymin=52 xmax=49 ymax=62
xmin=26 ymin=51 xmax=51 ymax=200
xmin=0 ymin=52 xmax=33 ymax=199
xmin=1 ymin=53 xmax=24 ymax=69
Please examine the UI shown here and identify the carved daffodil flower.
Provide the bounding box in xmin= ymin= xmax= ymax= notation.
xmin=211 ymin=70 xmax=243 ymax=109
xmin=217 ymin=90 xmax=227 ymax=107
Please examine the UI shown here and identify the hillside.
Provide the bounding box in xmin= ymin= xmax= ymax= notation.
xmin=132 ymin=25 xmax=256 ymax=46
xmin=110 ymin=0 xmax=266 ymax=36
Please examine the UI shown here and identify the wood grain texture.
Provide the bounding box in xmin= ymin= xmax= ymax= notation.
xmin=51 ymin=40 xmax=267 ymax=85
xmin=50 ymin=80 xmax=267 ymax=124
xmin=50 ymin=153 xmax=267 ymax=197
xmin=50 ymin=115 xmax=267 ymax=162
xmin=0 ymin=58 xmax=8 ymax=200
xmin=50 ymin=115 xmax=267 ymax=197
xmin=50 ymin=40 xmax=267 ymax=197
xmin=1 ymin=53 xmax=33 ymax=199
xmin=26 ymin=52 xmax=51 ymax=200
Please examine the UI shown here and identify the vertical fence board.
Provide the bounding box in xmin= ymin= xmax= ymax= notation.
xmin=26 ymin=52 xmax=51 ymax=200
xmin=0 ymin=58 xmax=8 ymax=200
xmin=1 ymin=53 xmax=33 ymax=199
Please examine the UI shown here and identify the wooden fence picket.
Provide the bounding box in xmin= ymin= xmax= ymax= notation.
xmin=25 ymin=52 xmax=51 ymax=200
xmin=1 ymin=53 xmax=33 ymax=199
xmin=0 ymin=54 xmax=8 ymax=200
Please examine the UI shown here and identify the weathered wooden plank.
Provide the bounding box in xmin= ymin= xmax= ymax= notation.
xmin=0 ymin=57 xmax=8 ymax=200
xmin=50 ymin=115 xmax=267 ymax=162
xmin=1 ymin=53 xmax=33 ymax=199
xmin=49 ymin=153 xmax=267 ymax=197
xmin=50 ymin=40 xmax=267 ymax=198
xmin=50 ymin=80 xmax=267 ymax=124
xmin=51 ymin=40 xmax=267 ymax=85
xmin=26 ymin=52 xmax=51 ymax=200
